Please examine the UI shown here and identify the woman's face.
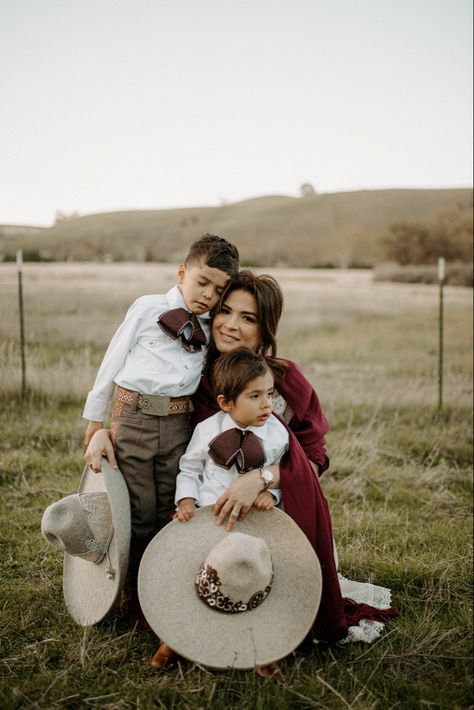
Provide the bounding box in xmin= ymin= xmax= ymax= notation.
xmin=212 ymin=289 xmax=262 ymax=354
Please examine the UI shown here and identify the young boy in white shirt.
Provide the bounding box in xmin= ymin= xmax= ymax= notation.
xmin=175 ymin=348 xmax=289 ymax=522
xmin=150 ymin=347 xmax=289 ymax=668
xmin=82 ymin=234 xmax=239 ymax=624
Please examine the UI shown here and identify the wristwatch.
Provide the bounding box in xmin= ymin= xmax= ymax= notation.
xmin=259 ymin=468 xmax=274 ymax=490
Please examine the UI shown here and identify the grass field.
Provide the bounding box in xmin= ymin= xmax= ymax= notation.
xmin=0 ymin=264 xmax=472 ymax=709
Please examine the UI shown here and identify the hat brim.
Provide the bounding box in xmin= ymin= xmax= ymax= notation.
xmin=63 ymin=461 xmax=130 ymax=626
xmin=138 ymin=506 xmax=321 ymax=669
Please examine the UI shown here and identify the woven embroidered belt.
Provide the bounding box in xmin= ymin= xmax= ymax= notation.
xmin=115 ymin=386 xmax=194 ymax=416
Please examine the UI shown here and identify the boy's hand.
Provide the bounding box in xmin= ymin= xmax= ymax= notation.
xmin=177 ymin=498 xmax=196 ymax=522
xmin=84 ymin=420 xmax=104 ymax=446
xmin=253 ymin=491 xmax=274 ymax=511
xmin=84 ymin=428 xmax=117 ymax=472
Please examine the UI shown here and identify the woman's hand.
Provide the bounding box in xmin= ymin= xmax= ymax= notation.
xmin=213 ymin=470 xmax=264 ymax=531
xmin=84 ymin=429 xmax=117 ymax=473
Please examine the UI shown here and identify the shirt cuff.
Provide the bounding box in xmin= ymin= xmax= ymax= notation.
xmin=175 ymin=477 xmax=200 ymax=505
xmin=82 ymin=391 xmax=112 ymax=422
xmin=270 ymin=488 xmax=282 ymax=505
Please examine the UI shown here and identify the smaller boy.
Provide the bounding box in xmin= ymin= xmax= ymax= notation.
xmin=150 ymin=348 xmax=289 ymax=669
xmin=82 ymin=234 xmax=239 ymax=624
xmin=175 ymin=348 xmax=289 ymax=521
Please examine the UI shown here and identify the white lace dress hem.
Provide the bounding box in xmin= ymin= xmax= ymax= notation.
xmin=333 ymin=538 xmax=392 ymax=644
xmin=337 ymin=573 xmax=392 ymax=644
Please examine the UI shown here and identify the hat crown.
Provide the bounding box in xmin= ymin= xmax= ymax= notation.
xmin=195 ymin=532 xmax=273 ymax=614
xmin=41 ymin=492 xmax=113 ymax=564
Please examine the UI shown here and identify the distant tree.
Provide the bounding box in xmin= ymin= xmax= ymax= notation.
xmin=55 ymin=209 xmax=80 ymax=223
xmin=300 ymin=183 xmax=317 ymax=197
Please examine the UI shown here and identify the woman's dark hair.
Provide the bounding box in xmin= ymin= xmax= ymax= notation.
xmin=214 ymin=270 xmax=283 ymax=355
xmin=211 ymin=348 xmax=271 ymax=402
xmin=206 ymin=270 xmax=287 ymax=379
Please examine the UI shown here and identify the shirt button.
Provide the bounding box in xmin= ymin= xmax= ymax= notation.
xmin=179 ymin=383 xmax=184 ymax=387
xmin=184 ymin=365 xmax=189 ymax=370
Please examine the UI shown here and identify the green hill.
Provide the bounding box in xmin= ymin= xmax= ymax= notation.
xmin=1 ymin=188 xmax=472 ymax=267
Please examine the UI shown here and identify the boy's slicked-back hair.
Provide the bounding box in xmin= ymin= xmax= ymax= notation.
xmin=211 ymin=347 xmax=273 ymax=403
xmin=185 ymin=234 xmax=239 ymax=277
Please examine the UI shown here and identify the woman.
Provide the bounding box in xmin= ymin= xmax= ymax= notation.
xmin=85 ymin=271 xmax=396 ymax=648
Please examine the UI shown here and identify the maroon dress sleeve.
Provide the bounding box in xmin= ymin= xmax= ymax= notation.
xmin=275 ymin=360 xmax=330 ymax=474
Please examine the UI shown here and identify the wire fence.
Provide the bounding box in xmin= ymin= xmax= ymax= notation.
xmin=0 ymin=261 xmax=471 ymax=410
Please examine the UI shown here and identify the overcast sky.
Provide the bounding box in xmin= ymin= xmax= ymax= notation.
xmin=1 ymin=0 xmax=472 ymax=226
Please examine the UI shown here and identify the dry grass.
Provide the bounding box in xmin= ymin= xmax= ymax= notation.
xmin=0 ymin=263 xmax=471 ymax=408
xmin=374 ymin=261 xmax=473 ymax=287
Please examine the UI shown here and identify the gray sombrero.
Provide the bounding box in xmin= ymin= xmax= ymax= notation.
xmin=41 ymin=460 xmax=130 ymax=626
xmin=138 ymin=506 xmax=322 ymax=669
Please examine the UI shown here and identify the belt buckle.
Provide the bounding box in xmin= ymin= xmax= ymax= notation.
xmin=139 ymin=395 xmax=170 ymax=416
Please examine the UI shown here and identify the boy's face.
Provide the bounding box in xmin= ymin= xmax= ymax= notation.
xmin=177 ymin=260 xmax=230 ymax=315
xmin=218 ymin=369 xmax=274 ymax=429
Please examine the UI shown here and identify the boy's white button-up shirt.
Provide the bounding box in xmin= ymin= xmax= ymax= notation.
xmin=175 ymin=411 xmax=289 ymax=507
xmin=83 ymin=286 xmax=210 ymax=422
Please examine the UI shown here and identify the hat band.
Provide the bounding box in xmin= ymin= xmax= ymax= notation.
xmin=80 ymin=492 xmax=114 ymax=575
xmin=84 ymin=537 xmax=110 ymax=564
xmin=195 ymin=563 xmax=273 ymax=614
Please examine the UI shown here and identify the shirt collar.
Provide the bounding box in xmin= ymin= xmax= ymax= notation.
xmin=165 ymin=285 xmax=211 ymax=321
xmin=220 ymin=412 xmax=269 ymax=441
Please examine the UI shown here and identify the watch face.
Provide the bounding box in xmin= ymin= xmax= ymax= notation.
xmin=262 ymin=469 xmax=273 ymax=484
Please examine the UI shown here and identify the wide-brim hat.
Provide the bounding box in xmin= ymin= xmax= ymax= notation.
xmin=138 ymin=506 xmax=322 ymax=669
xmin=42 ymin=461 xmax=130 ymax=626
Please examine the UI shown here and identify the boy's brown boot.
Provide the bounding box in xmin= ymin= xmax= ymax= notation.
xmin=150 ymin=642 xmax=176 ymax=669
xmin=255 ymin=662 xmax=283 ymax=679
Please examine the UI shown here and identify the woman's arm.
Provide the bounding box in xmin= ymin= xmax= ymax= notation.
xmin=213 ymin=464 xmax=280 ymax=531
xmin=275 ymin=360 xmax=330 ymax=474
xmin=83 ymin=429 xmax=118 ymax=472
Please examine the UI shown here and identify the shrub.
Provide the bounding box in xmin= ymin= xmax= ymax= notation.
xmin=381 ymin=211 xmax=473 ymax=265
xmin=374 ymin=261 xmax=473 ymax=287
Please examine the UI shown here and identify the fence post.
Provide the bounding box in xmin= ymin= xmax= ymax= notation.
xmin=17 ymin=249 xmax=26 ymax=398
xmin=437 ymin=257 xmax=445 ymax=410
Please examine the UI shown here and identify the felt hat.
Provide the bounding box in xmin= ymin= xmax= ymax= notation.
xmin=138 ymin=506 xmax=322 ymax=669
xmin=41 ymin=461 xmax=130 ymax=626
